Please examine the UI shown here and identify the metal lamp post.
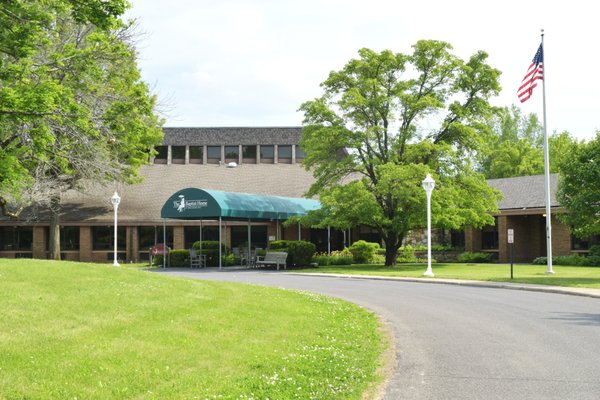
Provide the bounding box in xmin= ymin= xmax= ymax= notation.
xmin=111 ymin=191 xmax=121 ymax=267
xmin=422 ymin=174 xmax=435 ymax=277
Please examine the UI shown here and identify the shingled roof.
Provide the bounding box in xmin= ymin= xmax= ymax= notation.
xmin=162 ymin=127 xmax=303 ymax=146
xmin=55 ymin=163 xmax=317 ymax=224
xmin=488 ymin=174 xmax=560 ymax=210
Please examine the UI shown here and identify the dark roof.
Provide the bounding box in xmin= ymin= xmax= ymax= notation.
xmin=162 ymin=127 xmax=303 ymax=146
xmin=487 ymin=174 xmax=560 ymax=210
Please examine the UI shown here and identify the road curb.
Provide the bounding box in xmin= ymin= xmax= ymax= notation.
xmin=286 ymin=272 xmax=600 ymax=299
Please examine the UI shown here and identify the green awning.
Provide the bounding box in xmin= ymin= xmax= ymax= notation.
xmin=160 ymin=188 xmax=320 ymax=220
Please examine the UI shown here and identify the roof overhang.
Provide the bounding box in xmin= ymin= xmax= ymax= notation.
xmin=160 ymin=188 xmax=320 ymax=220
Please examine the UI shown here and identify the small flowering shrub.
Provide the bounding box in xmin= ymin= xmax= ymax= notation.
xmin=349 ymin=240 xmax=380 ymax=264
xmin=313 ymin=249 xmax=353 ymax=266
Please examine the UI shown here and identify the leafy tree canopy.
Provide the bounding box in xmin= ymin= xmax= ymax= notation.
xmin=478 ymin=105 xmax=579 ymax=179
xmin=0 ymin=0 xmax=162 ymax=218
xmin=556 ymin=132 xmax=600 ymax=237
xmin=299 ymin=42 xmax=502 ymax=265
xmin=0 ymin=0 xmax=162 ymax=259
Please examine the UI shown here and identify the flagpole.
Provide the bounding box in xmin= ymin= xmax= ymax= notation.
xmin=541 ymin=29 xmax=555 ymax=274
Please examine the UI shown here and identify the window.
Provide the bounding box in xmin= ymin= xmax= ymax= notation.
xmin=230 ymin=226 xmax=268 ymax=249
xmin=92 ymin=226 xmax=125 ymax=251
xmin=296 ymin=145 xmax=306 ymax=160
xmin=278 ymin=145 xmax=292 ymax=163
xmin=184 ymin=226 xmax=201 ymax=249
xmin=481 ymin=217 xmax=499 ymax=250
xmin=189 ymin=146 xmax=203 ymax=163
xmin=260 ymin=145 xmax=274 ymax=163
xmin=450 ymin=230 xmax=465 ymax=249
xmin=154 ymin=146 xmax=168 ymax=164
xmin=197 ymin=226 xmax=220 ymax=242
xmin=61 ymin=226 xmax=80 ymax=250
xmin=0 ymin=227 xmax=33 ymax=251
xmin=207 ymin=146 xmax=221 ymax=163
xmin=224 ymin=146 xmax=239 ymax=161
xmin=572 ymin=234 xmax=600 ymax=250
xmin=171 ymin=146 xmax=185 ymax=164
xmin=139 ymin=226 xmax=173 ymax=249
xmin=242 ymin=145 xmax=256 ymax=160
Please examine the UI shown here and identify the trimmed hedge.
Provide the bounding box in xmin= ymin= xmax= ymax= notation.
xmin=349 ymin=240 xmax=380 ymax=264
xmin=533 ymin=255 xmax=600 ymax=267
xmin=457 ymin=252 xmax=493 ymax=263
xmin=268 ymin=240 xmax=316 ymax=267
xmin=192 ymin=241 xmax=229 ymax=267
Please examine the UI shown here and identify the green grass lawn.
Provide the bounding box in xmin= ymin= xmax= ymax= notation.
xmin=0 ymin=259 xmax=386 ymax=399
xmin=295 ymin=263 xmax=600 ymax=289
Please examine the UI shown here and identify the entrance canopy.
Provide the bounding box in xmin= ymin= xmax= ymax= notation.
xmin=160 ymin=188 xmax=320 ymax=220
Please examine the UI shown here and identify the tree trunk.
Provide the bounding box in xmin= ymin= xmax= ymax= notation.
xmin=383 ymin=232 xmax=402 ymax=266
xmin=48 ymin=195 xmax=61 ymax=260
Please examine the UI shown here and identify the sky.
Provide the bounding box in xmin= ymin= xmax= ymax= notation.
xmin=125 ymin=0 xmax=599 ymax=141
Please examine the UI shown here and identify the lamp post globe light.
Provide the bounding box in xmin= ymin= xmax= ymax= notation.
xmin=111 ymin=191 xmax=121 ymax=267
xmin=422 ymin=173 xmax=435 ymax=277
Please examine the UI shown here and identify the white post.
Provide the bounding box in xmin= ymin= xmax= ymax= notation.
xmin=111 ymin=192 xmax=121 ymax=267
xmin=218 ymin=217 xmax=222 ymax=269
xmin=422 ymin=174 xmax=435 ymax=277
xmin=541 ymin=30 xmax=554 ymax=275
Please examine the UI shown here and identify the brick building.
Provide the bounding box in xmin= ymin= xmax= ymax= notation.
xmin=0 ymin=127 xmax=595 ymax=263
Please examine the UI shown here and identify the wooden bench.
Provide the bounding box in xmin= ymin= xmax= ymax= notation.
xmin=255 ymin=251 xmax=288 ymax=270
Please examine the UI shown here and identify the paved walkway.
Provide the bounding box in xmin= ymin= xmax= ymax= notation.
xmin=288 ymin=272 xmax=600 ymax=299
xmin=185 ymin=266 xmax=600 ymax=299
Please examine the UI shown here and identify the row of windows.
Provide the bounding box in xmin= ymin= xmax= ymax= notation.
xmin=154 ymin=145 xmax=306 ymax=163
xmin=0 ymin=226 xmax=268 ymax=252
xmin=3 ymin=225 xmax=598 ymax=253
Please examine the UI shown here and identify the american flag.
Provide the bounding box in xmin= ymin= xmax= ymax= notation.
xmin=517 ymin=44 xmax=544 ymax=103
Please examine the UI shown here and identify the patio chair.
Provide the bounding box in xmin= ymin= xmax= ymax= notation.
xmin=190 ymin=247 xmax=206 ymax=268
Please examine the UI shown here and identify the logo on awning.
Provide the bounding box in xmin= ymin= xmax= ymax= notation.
xmin=174 ymin=194 xmax=208 ymax=212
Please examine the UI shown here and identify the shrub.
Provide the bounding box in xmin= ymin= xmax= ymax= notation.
xmin=457 ymin=252 xmax=493 ymax=263
xmin=349 ymin=240 xmax=380 ymax=264
xmin=532 ymin=256 xmax=548 ymax=265
xmin=588 ymin=245 xmax=600 ymax=258
xmin=534 ymin=254 xmax=600 ymax=267
xmin=313 ymin=249 xmax=353 ymax=266
xmin=170 ymin=249 xmax=190 ymax=267
xmin=397 ymin=245 xmax=417 ymax=263
xmin=287 ymin=241 xmax=316 ymax=266
xmin=153 ymin=249 xmax=189 ymax=267
xmin=193 ymin=241 xmax=228 ymax=267
xmin=582 ymin=255 xmax=600 ymax=266
xmin=268 ymin=240 xmax=293 ymax=251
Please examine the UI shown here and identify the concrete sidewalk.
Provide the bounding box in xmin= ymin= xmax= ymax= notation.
xmin=287 ymin=272 xmax=600 ymax=299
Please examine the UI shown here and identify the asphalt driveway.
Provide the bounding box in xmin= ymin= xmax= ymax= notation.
xmin=155 ymin=268 xmax=600 ymax=399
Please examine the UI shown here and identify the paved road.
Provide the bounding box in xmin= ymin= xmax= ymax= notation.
xmin=155 ymin=269 xmax=600 ymax=399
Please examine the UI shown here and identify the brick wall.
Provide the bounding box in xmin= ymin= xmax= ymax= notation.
xmin=79 ymin=226 xmax=92 ymax=262
xmin=32 ymin=226 xmax=46 ymax=259
xmin=173 ymin=226 xmax=185 ymax=250
xmin=551 ymin=215 xmax=571 ymax=256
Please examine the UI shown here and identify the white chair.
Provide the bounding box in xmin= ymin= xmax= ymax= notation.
xmin=190 ymin=248 xmax=205 ymax=268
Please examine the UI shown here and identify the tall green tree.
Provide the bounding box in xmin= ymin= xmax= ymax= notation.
xmin=299 ymin=43 xmax=502 ymax=266
xmin=556 ymin=132 xmax=600 ymax=237
xmin=0 ymin=0 xmax=163 ymax=259
xmin=478 ymin=105 xmax=543 ymax=178
xmin=478 ymin=105 xmax=579 ymax=179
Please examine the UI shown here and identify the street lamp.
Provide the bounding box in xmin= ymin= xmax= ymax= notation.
xmin=111 ymin=191 xmax=121 ymax=267
xmin=422 ymin=173 xmax=435 ymax=277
